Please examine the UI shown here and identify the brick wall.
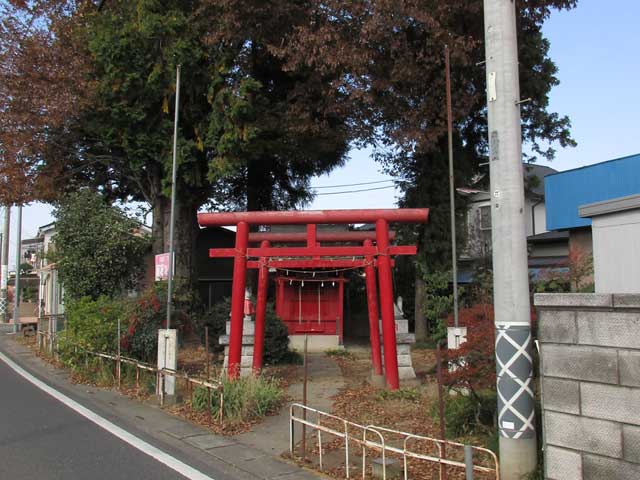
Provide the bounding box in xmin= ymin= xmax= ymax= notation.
xmin=535 ymin=293 xmax=640 ymax=480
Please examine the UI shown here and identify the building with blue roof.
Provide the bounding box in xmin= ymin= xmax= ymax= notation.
xmin=544 ymin=153 xmax=640 ymax=289
xmin=545 ymin=153 xmax=640 ymax=231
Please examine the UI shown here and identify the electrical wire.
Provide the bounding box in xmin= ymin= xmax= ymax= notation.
xmin=311 ymin=179 xmax=394 ymax=189
xmin=313 ymin=185 xmax=396 ymax=196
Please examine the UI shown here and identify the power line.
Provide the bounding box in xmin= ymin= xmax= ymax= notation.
xmin=314 ymin=185 xmax=396 ymax=196
xmin=311 ymin=179 xmax=395 ymax=189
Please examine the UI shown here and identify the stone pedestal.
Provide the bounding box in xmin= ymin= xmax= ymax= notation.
xmin=379 ymin=315 xmax=417 ymax=381
xmin=219 ymin=316 xmax=254 ymax=377
xmin=157 ymin=329 xmax=177 ymax=395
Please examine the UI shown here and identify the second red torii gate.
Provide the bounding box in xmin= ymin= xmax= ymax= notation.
xmin=198 ymin=208 xmax=429 ymax=390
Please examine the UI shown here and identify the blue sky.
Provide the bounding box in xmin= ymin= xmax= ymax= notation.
xmin=16 ymin=0 xmax=640 ymax=252
xmin=310 ymin=0 xmax=640 ymax=210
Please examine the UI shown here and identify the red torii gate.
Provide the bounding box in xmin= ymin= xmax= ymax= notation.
xmin=197 ymin=208 xmax=429 ymax=390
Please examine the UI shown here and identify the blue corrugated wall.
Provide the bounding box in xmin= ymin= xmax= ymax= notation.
xmin=545 ymin=153 xmax=640 ymax=230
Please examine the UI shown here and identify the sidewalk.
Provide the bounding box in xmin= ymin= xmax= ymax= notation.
xmin=0 ymin=334 xmax=324 ymax=480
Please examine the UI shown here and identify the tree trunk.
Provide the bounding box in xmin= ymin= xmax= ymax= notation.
xmin=151 ymin=195 xmax=169 ymax=255
xmin=414 ymin=271 xmax=428 ymax=341
xmin=163 ymin=195 xmax=199 ymax=293
xmin=151 ymin=192 xmax=198 ymax=294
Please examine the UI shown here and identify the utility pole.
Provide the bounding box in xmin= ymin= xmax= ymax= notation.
xmin=166 ymin=64 xmax=181 ymax=331
xmin=1 ymin=206 xmax=10 ymax=323
xmin=483 ymin=1 xmax=537 ymax=478
xmin=445 ymin=46 xmax=459 ymax=331
xmin=13 ymin=205 xmax=22 ymax=333
xmin=158 ymin=64 xmax=181 ymax=399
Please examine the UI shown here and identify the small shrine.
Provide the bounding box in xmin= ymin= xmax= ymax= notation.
xmin=197 ymin=208 xmax=429 ymax=390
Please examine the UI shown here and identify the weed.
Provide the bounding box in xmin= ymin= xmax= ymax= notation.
xmin=325 ymin=348 xmax=354 ymax=359
xmin=376 ymin=387 xmax=420 ymax=402
xmin=192 ymin=375 xmax=284 ymax=423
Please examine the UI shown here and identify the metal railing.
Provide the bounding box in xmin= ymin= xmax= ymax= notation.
xmin=290 ymin=403 xmax=499 ymax=480
xmin=35 ymin=323 xmax=225 ymax=425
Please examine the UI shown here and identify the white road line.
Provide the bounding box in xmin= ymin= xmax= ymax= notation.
xmin=0 ymin=350 xmax=216 ymax=480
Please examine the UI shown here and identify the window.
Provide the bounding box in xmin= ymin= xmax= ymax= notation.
xmin=479 ymin=205 xmax=492 ymax=230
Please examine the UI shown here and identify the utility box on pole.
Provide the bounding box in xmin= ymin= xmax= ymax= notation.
xmin=483 ymin=0 xmax=537 ymax=478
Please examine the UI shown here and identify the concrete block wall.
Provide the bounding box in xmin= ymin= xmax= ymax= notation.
xmin=535 ymin=293 xmax=640 ymax=480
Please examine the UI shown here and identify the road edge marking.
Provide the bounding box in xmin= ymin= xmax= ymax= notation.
xmin=0 ymin=350 xmax=215 ymax=480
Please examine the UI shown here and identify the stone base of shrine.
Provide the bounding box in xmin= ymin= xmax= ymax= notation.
xmin=289 ymin=334 xmax=340 ymax=353
xmin=380 ymin=317 xmax=417 ymax=381
xmin=219 ymin=318 xmax=255 ymax=377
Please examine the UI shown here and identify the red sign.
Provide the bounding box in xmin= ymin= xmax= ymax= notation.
xmin=154 ymin=253 xmax=173 ymax=281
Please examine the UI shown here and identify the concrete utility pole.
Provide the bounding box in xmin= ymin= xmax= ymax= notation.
xmin=166 ymin=64 xmax=181 ymax=331
xmin=483 ymin=1 xmax=537 ymax=478
xmin=13 ymin=205 xmax=22 ymax=333
xmin=1 ymin=206 xmax=10 ymax=323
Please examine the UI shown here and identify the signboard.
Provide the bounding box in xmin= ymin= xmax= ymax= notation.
xmin=154 ymin=253 xmax=173 ymax=281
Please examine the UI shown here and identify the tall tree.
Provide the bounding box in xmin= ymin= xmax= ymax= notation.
xmin=2 ymin=0 xmax=350 ymax=295
xmin=0 ymin=0 xmax=92 ymax=205
xmin=279 ymin=0 xmax=578 ymax=338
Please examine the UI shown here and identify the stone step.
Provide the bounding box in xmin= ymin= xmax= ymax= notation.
xmin=218 ymin=334 xmax=254 ymax=346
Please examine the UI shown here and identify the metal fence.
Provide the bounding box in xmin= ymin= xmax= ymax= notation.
xmin=290 ymin=403 xmax=499 ymax=480
xmin=35 ymin=316 xmax=225 ymax=424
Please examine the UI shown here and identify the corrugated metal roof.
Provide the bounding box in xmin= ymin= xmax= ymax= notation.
xmin=545 ymin=153 xmax=640 ymax=230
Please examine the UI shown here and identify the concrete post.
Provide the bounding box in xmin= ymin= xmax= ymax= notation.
xmin=483 ymin=0 xmax=537 ymax=478
xmin=13 ymin=205 xmax=22 ymax=333
xmin=0 ymin=206 xmax=10 ymax=323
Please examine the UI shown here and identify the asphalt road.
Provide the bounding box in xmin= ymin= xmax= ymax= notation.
xmin=0 ymin=357 xmax=194 ymax=480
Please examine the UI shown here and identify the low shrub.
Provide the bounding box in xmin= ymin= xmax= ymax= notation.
xmin=432 ymin=390 xmax=497 ymax=438
xmin=198 ymin=298 xmax=293 ymax=365
xmin=192 ymin=375 xmax=284 ymax=423
xmin=376 ymin=387 xmax=420 ymax=402
xmin=122 ymin=285 xmax=190 ymax=363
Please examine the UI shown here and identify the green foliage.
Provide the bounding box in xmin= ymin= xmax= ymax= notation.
xmin=59 ymin=296 xmax=126 ymax=365
xmin=21 ymin=285 xmax=38 ymax=302
xmin=325 ymin=348 xmax=355 ymax=359
xmin=198 ymin=298 xmax=293 ymax=365
xmin=52 ymin=190 xmax=149 ymax=301
xmin=263 ymin=306 xmax=292 ymax=365
xmin=532 ymin=275 xmax=570 ymax=293
xmin=422 ymin=270 xmax=455 ymax=343
xmin=192 ymin=375 xmax=283 ymax=423
xmin=470 ymin=265 xmax=494 ymax=305
xmin=19 ymin=263 xmax=34 ymax=275
xmin=432 ymin=390 xmax=497 ymax=438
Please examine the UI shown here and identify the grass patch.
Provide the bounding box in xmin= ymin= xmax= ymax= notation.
xmin=192 ymin=375 xmax=284 ymax=423
xmin=413 ymin=339 xmax=438 ymax=350
xmin=376 ymin=387 xmax=420 ymax=402
xmin=325 ymin=348 xmax=354 ymax=359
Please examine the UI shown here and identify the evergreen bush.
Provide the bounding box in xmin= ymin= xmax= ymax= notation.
xmin=198 ymin=298 xmax=293 ymax=365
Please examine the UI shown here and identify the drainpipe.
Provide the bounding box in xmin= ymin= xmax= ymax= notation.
xmin=531 ymin=198 xmax=543 ymax=236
